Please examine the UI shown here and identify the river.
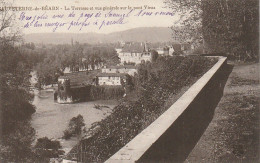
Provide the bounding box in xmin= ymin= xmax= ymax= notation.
xmin=31 ymin=89 xmax=118 ymax=153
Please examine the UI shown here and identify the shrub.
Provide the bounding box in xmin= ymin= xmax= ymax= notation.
xmin=34 ymin=137 xmax=64 ymax=162
xmin=63 ymin=114 xmax=85 ymax=139
xmin=89 ymin=86 xmax=125 ymax=100
xmin=63 ymin=130 xmax=73 ymax=140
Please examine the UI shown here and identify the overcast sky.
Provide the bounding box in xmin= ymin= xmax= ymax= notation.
xmin=7 ymin=0 xmax=180 ymax=34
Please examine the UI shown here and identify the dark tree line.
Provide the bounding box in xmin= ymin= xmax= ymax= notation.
xmin=202 ymin=0 xmax=258 ymax=61
xmin=0 ymin=28 xmax=65 ymax=163
xmin=0 ymin=1 xmax=64 ymax=162
xmin=167 ymin=0 xmax=259 ymax=61
xmin=0 ymin=0 xmax=36 ymax=161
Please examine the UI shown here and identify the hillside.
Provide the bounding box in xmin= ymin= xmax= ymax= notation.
xmin=23 ymin=27 xmax=174 ymax=44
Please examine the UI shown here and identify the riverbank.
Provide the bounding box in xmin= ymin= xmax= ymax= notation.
xmin=31 ymin=90 xmax=118 ymax=154
xmin=185 ymin=62 xmax=259 ymax=162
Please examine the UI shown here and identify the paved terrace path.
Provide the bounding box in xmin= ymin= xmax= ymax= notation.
xmin=185 ymin=63 xmax=259 ymax=163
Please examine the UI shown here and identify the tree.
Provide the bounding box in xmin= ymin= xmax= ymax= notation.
xmin=165 ymin=0 xmax=202 ymax=47
xmin=63 ymin=114 xmax=85 ymax=139
xmin=151 ymin=50 xmax=159 ymax=62
xmin=166 ymin=0 xmax=259 ymax=61
xmin=0 ymin=0 xmax=21 ymax=44
xmin=34 ymin=137 xmax=64 ymax=162
xmin=202 ymin=0 xmax=258 ymax=61
xmin=0 ymin=0 xmax=36 ymax=162
xmin=0 ymin=121 xmax=35 ymax=162
xmin=35 ymin=55 xmax=63 ymax=88
xmin=121 ymin=74 xmax=135 ymax=94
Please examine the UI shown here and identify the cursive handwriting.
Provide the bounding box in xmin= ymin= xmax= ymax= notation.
xmin=18 ymin=9 xmax=175 ymax=32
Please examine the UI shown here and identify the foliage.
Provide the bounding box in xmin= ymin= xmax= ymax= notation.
xmin=66 ymin=56 xmax=217 ymax=162
xmin=202 ymin=0 xmax=258 ymax=61
xmin=122 ymin=74 xmax=135 ymax=93
xmin=89 ymin=85 xmax=125 ymax=100
xmin=35 ymin=55 xmax=64 ymax=87
xmin=34 ymin=43 xmax=120 ymax=88
xmin=165 ymin=0 xmax=202 ymax=47
xmin=57 ymin=82 xmax=126 ymax=102
xmin=166 ymin=0 xmax=259 ymax=61
xmin=0 ymin=2 xmax=37 ymax=161
xmin=35 ymin=137 xmax=61 ymax=151
xmin=0 ymin=1 xmax=70 ymax=162
xmin=63 ymin=130 xmax=74 ymax=140
xmin=0 ymin=0 xmax=21 ymax=43
xmin=151 ymin=49 xmax=159 ymax=62
xmin=19 ymin=43 xmax=47 ymax=69
xmin=0 ymin=121 xmax=36 ymax=162
xmin=0 ymin=44 xmax=36 ymax=162
xmin=63 ymin=114 xmax=85 ymax=140
xmin=34 ymin=137 xmax=64 ymax=162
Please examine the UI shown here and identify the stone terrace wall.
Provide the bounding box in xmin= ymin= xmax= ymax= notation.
xmin=106 ymin=56 xmax=229 ymax=163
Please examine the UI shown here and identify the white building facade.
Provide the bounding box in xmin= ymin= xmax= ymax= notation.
xmin=101 ymin=65 xmax=137 ymax=76
xmin=97 ymin=73 xmax=127 ymax=86
xmin=117 ymin=42 xmax=152 ymax=65
xmin=118 ymin=51 xmax=152 ymax=65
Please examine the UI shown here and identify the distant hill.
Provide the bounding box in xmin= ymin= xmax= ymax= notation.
xmin=24 ymin=27 xmax=174 ymax=44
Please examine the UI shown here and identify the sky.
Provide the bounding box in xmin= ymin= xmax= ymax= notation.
xmin=4 ymin=0 xmax=180 ymax=34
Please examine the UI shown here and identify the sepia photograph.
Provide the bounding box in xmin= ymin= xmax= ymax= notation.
xmin=0 ymin=0 xmax=259 ymax=162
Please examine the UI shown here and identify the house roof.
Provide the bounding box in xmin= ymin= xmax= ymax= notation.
xmin=104 ymin=65 xmax=136 ymax=69
xmin=121 ymin=42 xmax=150 ymax=53
xmin=58 ymin=70 xmax=100 ymax=87
xmin=172 ymin=43 xmax=191 ymax=51
xmin=96 ymin=73 xmax=128 ymax=78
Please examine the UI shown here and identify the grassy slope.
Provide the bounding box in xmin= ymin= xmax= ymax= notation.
xmin=185 ymin=63 xmax=259 ymax=162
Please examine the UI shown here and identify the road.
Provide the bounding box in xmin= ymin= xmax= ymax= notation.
xmin=185 ymin=62 xmax=259 ymax=162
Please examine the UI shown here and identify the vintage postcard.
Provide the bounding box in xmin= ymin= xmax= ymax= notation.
xmin=0 ymin=0 xmax=258 ymax=162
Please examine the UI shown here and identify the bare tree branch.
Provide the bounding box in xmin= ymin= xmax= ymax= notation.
xmin=0 ymin=0 xmax=21 ymax=44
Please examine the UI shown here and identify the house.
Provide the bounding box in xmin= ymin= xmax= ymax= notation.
xmin=172 ymin=43 xmax=193 ymax=54
xmin=156 ymin=48 xmax=164 ymax=55
xmin=55 ymin=70 xmax=100 ymax=103
xmin=118 ymin=42 xmax=152 ymax=65
xmin=157 ymin=46 xmax=175 ymax=56
xmin=96 ymin=65 xmax=136 ymax=86
xmin=102 ymin=65 xmax=137 ymax=76
xmin=115 ymin=48 xmax=122 ymax=54
xmin=96 ymin=73 xmax=127 ymax=86
xmin=157 ymin=43 xmax=194 ymax=56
